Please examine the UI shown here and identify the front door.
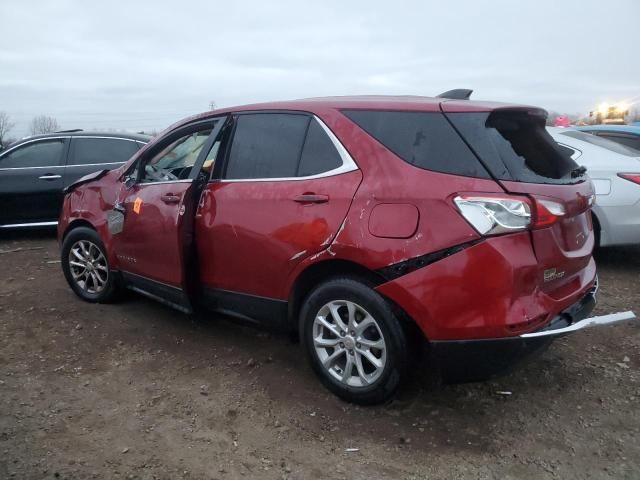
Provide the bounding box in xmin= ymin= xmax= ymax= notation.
xmin=113 ymin=118 xmax=226 ymax=310
xmin=0 ymin=138 xmax=68 ymax=225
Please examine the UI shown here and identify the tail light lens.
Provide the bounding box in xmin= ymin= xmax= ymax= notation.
xmin=453 ymin=195 xmax=531 ymax=235
xmin=454 ymin=194 xmax=567 ymax=236
xmin=532 ymin=198 xmax=566 ymax=229
xmin=618 ymin=173 xmax=640 ymax=185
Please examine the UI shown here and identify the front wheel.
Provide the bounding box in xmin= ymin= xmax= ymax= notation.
xmin=300 ymin=277 xmax=409 ymax=405
xmin=61 ymin=226 xmax=120 ymax=303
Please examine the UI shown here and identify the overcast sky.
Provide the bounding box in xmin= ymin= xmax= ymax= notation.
xmin=1 ymin=0 xmax=638 ymax=137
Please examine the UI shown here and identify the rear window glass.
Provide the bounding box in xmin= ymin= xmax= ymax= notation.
xmin=342 ymin=110 xmax=489 ymax=178
xmin=447 ymin=111 xmax=582 ymax=184
xmin=560 ymin=130 xmax=640 ymax=157
xmin=70 ymin=137 xmax=139 ymax=165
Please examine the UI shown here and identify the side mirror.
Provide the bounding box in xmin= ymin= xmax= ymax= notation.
xmin=124 ymin=175 xmax=137 ymax=189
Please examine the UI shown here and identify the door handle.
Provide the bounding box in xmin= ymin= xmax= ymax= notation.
xmin=293 ymin=193 xmax=329 ymax=204
xmin=38 ymin=174 xmax=62 ymax=181
xmin=161 ymin=193 xmax=181 ymax=204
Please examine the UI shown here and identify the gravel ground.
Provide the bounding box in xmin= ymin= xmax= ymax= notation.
xmin=0 ymin=230 xmax=638 ymax=479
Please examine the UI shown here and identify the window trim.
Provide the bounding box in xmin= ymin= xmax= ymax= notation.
xmin=218 ymin=114 xmax=358 ymax=183
xmin=0 ymin=137 xmax=68 ymax=170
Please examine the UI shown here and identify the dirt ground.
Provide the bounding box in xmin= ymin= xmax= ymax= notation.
xmin=0 ymin=230 xmax=638 ymax=480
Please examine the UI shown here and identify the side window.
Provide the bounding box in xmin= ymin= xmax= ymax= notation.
xmin=342 ymin=110 xmax=490 ymax=178
xmin=224 ymin=113 xmax=309 ymax=179
xmin=69 ymin=138 xmax=139 ymax=165
xmin=141 ymin=128 xmax=212 ymax=183
xmin=298 ymin=119 xmax=342 ymax=176
xmin=0 ymin=139 xmax=65 ymax=168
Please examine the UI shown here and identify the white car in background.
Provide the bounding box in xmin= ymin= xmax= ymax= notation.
xmin=547 ymin=127 xmax=640 ymax=247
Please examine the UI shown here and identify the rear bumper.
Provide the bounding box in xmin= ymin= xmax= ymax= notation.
xmin=429 ymin=282 xmax=636 ymax=382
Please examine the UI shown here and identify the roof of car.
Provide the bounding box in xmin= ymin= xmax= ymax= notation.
xmin=13 ymin=131 xmax=152 ymax=145
xmin=575 ymin=125 xmax=640 ymax=135
xmin=217 ymin=95 xmax=538 ymax=113
xmin=166 ymin=95 xmax=542 ymax=134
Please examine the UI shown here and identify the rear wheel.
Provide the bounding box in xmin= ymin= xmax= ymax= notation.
xmin=300 ymin=277 xmax=409 ymax=404
xmin=61 ymin=227 xmax=120 ymax=303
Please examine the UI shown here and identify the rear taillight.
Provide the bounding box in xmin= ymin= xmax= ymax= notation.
xmin=618 ymin=173 xmax=640 ymax=185
xmin=454 ymin=194 xmax=566 ymax=236
xmin=532 ymin=198 xmax=566 ymax=229
xmin=453 ymin=195 xmax=531 ymax=235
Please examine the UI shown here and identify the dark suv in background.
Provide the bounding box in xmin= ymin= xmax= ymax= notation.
xmin=0 ymin=131 xmax=150 ymax=228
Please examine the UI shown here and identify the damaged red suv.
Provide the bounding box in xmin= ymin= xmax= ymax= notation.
xmin=58 ymin=93 xmax=635 ymax=404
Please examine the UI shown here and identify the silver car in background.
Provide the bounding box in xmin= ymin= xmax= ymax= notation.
xmin=547 ymin=127 xmax=640 ymax=247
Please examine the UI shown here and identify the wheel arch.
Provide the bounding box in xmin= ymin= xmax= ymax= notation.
xmin=288 ymin=259 xmax=384 ymax=331
xmin=62 ymin=218 xmax=97 ymax=241
xmin=287 ymin=258 xmax=425 ymax=343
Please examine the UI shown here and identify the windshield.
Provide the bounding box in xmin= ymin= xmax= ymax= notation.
xmin=560 ymin=130 xmax=640 ymax=157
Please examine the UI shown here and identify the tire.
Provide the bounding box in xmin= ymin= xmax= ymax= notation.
xmin=300 ymin=277 xmax=409 ymax=405
xmin=61 ymin=226 xmax=120 ymax=303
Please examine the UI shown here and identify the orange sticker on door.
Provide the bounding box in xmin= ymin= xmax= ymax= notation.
xmin=133 ymin=197 xmax=143 ymax=214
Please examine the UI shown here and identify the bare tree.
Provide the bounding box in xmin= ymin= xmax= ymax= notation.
xmin=29 ymin=115 xmax=60 ymax=135
xmin=0 ymin=112 xmax=15 ymax=148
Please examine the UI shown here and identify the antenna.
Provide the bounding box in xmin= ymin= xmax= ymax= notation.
xmin=436 ymin=89 xmax=473 ymax=100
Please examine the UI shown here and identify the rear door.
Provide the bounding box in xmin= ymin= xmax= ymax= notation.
xmin=0 ymin=137 xmax=67 ymax=225
xmin=64 ymin=136 xmax=141 ymax=187
xmin=445 ymin=108 xmax=595 ymax=293
xmin=112 ymin=118 xmax=226 ymax=310
xmin=195 ymin=112 xmax=361 ymax=324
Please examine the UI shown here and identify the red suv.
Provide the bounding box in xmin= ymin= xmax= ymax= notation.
xmin=58 ymin=94 xmax=635 ymax=404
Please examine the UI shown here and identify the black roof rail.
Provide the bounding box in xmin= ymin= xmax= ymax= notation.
xmin=55 ymin=128 xmax=83 ymax=133
xmin=436 ymin=89 xmax=473 ymax=100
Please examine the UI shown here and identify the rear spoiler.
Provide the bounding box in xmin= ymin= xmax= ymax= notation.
xmin=63 ymin=169 xmax=109 ymax=194
xmin=436 ymin=89 xmax=473 ymax=100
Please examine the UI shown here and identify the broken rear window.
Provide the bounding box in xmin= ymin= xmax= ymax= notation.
xmin=447 ymin=110 xmax=583 ymax=184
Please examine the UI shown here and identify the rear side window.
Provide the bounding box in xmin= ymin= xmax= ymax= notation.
xmin=341 ymin=110 xmax=489 ymax=178
xmin=0 ymin=139 xmax=65 ymax=168
xmin=69 ymin=137 xmax=139 ymax=165
xmin=225 ymin=113 xmax=309 ymax=179
xmin=298 ymin=119 xmax=342 ymax=176
xmin=447 ymin=111 xmax=581 ymax=184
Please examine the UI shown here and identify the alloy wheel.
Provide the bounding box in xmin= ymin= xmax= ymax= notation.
xmin=312 ymin=300 xmax=387 ymax=387
xmin=68 ymin=240 xmax=109 ymax=294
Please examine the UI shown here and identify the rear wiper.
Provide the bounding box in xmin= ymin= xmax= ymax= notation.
xmin=571 ymin=165 xmax=587 ymax=178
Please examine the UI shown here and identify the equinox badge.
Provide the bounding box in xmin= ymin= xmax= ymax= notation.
xmin=544 ymin=268 xmax=565 ymax=282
